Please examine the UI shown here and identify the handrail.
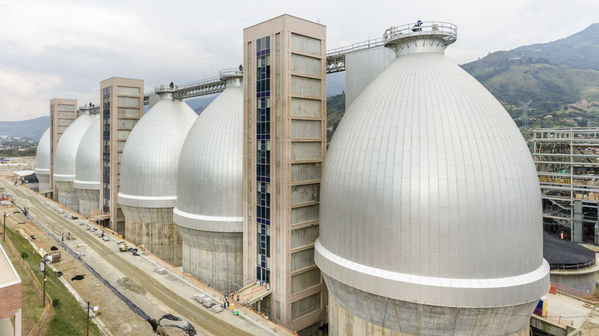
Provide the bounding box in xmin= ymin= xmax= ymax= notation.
xmin=327 ymin=37 xmax=385 ymax=57
xmin=219 ymin=68 xmax=243 ymax=81
xmin=384 ymin=21 xmax=457 ymax=45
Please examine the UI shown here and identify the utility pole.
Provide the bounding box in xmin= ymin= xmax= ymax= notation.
xmin=42 ymin=256 xmax=47 ymax=306
xmin=86 ymin=301 xmax=90 ymax=336
xmin=3 ymin=212 xmax=6 ymax=242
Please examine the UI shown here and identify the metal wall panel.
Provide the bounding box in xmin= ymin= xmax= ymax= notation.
xmin=291 ymin=54 xmax=321 ymax=76
xmin=291 ymin=204 xmax=319 ymax=225
xmin=291 ymin=224 xmax=319 ymax=249
xmin=290 ymin=33 xmax=321 ymax=55
xmin=118 ymin=96 xmax=197 ymax=208
xmin=74 ymin=116 xmax=100 ymax=190
xmin=345 ymin=46 xmax=395 ymax=108
xmin=291 ymin=76 xmax=321 ymax=97
xmin=290 ymin=98 xmax=321 ymax=118
xmin=316 ymin=33 xmax=549 ymax=308
xmin=54 ymin=114 xmax=96 ymax=182
xmin=291 ymin=268 xmax=321 ymax=295
xmin=291 ymin=142 xmax=321 ymax=161
xmin=291 ymin=292 xmax=321 ymax=320
xmin=291 ymin=163 xmax=321 ymax=182
xmin=291 ymin=248 xmax=315 ymax=272
xmin=291 ymin=120 xmax=321 ymax=139
xmin=290 ymin=184 xmax=319 ymax=204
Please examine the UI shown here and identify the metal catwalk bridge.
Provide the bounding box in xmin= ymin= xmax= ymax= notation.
xmin=144 ymin=21 xmax=457 ymax=104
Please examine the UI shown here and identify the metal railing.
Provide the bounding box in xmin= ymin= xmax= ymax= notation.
xmin=327 ymin=37 xmax=385 ymax=57
xmin=383 ymin=21 xmax=457 ymax=45
xmin=146 ymin=21 xmax=458 ymax=97
xmin=219 ymin=68 xmax=243 ymax=81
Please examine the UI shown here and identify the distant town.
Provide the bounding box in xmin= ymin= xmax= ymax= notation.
xmin=0 ymin=135 xmax=36 ymax=157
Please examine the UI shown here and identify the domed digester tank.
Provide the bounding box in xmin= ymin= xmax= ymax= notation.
xmin=53 ymin=112 xmax=96 ymax=212
xmin=35 ymin=128 xmax=50 ymax=193
xmin=173 ymin=70 xmax=243 ymax=292
xmin=314 ymin=22 xmax=549 ymax=336
xmin=74 ymin=116 xmax=100 ymax=217
xmin=118 ymin=91 xmax=197 ymax=265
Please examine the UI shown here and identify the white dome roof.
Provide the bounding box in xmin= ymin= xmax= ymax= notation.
xmin=174 ymin=79 xmax=243 ymax=232
xmin=118 ymin=95 xmax=197 ymax=208
xmin=35 ymin=128 xmax=50 ymax=175
xmin=315 ymin=34 xmax=549 ymax=308
xmin=54 ymin=113 xmax=96 ymax=182
xmin=74 ymin=115 xmax=100 ymax=190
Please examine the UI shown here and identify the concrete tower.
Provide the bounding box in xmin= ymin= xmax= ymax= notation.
xmin=314 ymin=22 xmax=550 ymax=335
xmin=35 ymin=128 xmax=51 ymax=194
xmin=53 ymin=112 xmax=96 ymax=212
xmin=118 ymin=90 xmax=197 ymax=265
xmin=99 ymin=77 xmax=144 ymax=233
xmin=243 ymin=14 xmax=327 ymax=332
xmin=174 ymin=70 xmax=243 ymax=292
xmin=74 ymin=115 xmax=101 ymax=217
xmin=49 ymin=98 xmax=77 ymax=199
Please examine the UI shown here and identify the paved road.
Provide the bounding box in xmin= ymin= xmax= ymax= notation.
xmin=3 ymin=180 xmax=255 ymax=336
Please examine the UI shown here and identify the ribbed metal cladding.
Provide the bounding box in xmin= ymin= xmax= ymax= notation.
xmin=54 ymin=113 xmax=96 ymax=182
xmin=118 ymin=95 xmax=197 ymax=208
xmin=74 ymin=116 xmax=100 ymax=190
xmin=174 ymin=79 xmax=243 ymax=232
xmin=35 ymin=128 xmax=50 ymax=177
xmin=315 ymin=33 xmax=549 ymax=309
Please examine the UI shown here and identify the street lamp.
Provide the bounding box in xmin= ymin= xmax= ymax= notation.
xmin=3 ymin=212 xmax=8 ymax=242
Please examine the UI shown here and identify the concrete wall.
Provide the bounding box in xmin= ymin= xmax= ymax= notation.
xmin=121 ymin=206 xmax=181 ymax=266
xmin=76 ymin=189 xmax=99 ymax=217
xmin=37 ymin=174 xmax=50 ymax=194
xmin=345 ymin=46 xmax=395 ymax=108
xmin=551 ymin=271 xmax=597 ymax=294
xmin=178 ymin=226 xmax=242 ymax=293
xmin=55 ymin=181 xmax=79 ymax=213
xmin=324 ymin=274 xmax=536 ymax=336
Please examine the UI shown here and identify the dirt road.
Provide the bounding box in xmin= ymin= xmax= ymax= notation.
xmin=2 ymin=179 xmax=261 ymax=336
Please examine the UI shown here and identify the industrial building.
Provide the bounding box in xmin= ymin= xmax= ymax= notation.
xmin=30 ymin=16 xmax=554 ymax=335
xmin=242 ymin=15 xmax=327 ymax=331
xmin=34 ymin=128 xmax=50 ymax=194
xmin=314 ymin=22 xmax=549 ymax=335
xmin=118 ymin=87 xmax=197 ymax=265
xmin=100 ymin=77 xmax=144 ymax=233
xmin=49 ymin=98 xmax=78 ymax=199
xmin=533 ymin=128 xmax=599 ymax=243
xmin=53 ymin=112 xmax=97 ymax=212
xmin=74 ymin=111 xmax=101 ymax=217
xmin=174 ymin=69 xmax=244 ymax=292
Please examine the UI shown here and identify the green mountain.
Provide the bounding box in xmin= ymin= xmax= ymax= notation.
xmin=326 ymin=24 xmax=599 ymax=140
xmin=461 ymin=23 xmax=599 ymax=133
xmin=326 ymin=92 xmax=345 ymax=142
xmin=0 ymin=116 xmax=49 ymax=140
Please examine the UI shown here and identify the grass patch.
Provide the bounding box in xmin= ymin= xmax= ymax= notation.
xmin=4 ymin=227 xmax=102 ymax=336
xmin=1 ymin=236 xmax=45 ymax=333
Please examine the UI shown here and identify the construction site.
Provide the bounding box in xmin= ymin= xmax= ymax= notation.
xmin=533 ymin=128 xmax=599 ymax=243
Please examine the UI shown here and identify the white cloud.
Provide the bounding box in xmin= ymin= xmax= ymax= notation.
xmin=0 ymin=0 xmax=597 ymax=121
xmin=0 ymin=67 xmax=62 ymax=121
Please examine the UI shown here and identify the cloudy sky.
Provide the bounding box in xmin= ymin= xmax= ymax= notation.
xmin=0 ymin=0 xmax=597 ymax=121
